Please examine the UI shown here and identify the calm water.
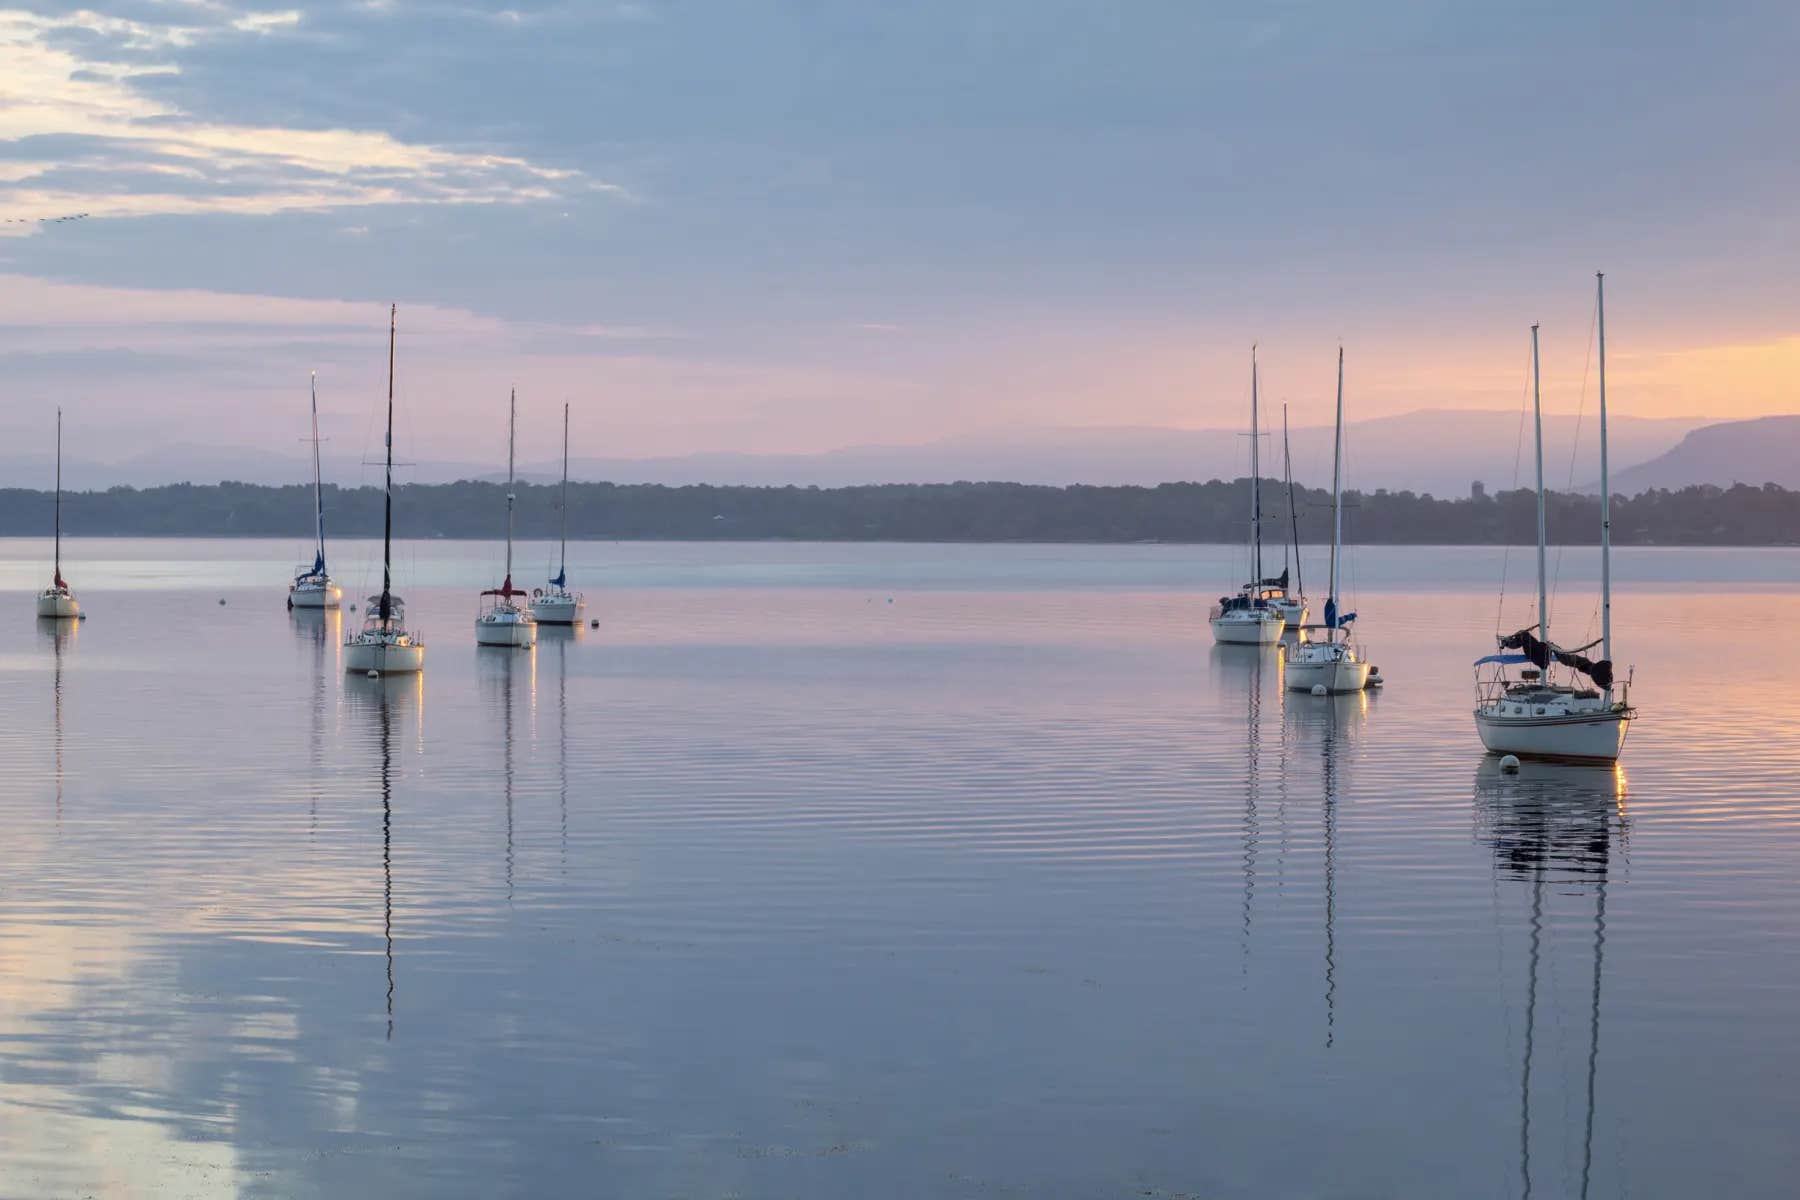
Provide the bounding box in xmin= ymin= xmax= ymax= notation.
xmin=2 ymin=539 xmax=1797 ymax=1198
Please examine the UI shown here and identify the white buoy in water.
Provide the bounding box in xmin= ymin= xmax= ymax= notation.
xmin=1311 ymin=684 xmax=1328 ymax=696
xmin=366 ymin=669 xmax=380 ymax=679
xmin=1499 ymin=754 xmax=1521 ymax=774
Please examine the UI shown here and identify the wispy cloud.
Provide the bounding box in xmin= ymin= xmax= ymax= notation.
xmin=0 ymin=5 xmax=614 ymax=231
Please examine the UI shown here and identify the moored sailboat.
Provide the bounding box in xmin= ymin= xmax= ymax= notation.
xmin=1473 ymin=280 xmax=1633 ymax=761
xmin=1286 ymin=348 xmax=1372 ymax=693
xmin=1210 ymin=347 xmax=1286 ymax=644
xmin=345 ymin=306 xmax=425 ymax=676
xmin=289 ymin=372 xmax=343 ymax=610
xmin=475 ymin=389 xmax=536 ymax=648
xmin=530 ymin=402 xmax=585 ymax=626
xmin=36 ymin=408 xmax=79 ymax=620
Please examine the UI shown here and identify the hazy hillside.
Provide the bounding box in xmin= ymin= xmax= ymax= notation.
xmin=1608 ymin=415 xmax=1800 ymax=494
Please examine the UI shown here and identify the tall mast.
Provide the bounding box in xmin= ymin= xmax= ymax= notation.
xmin=505 ymin=387 xmax=517 ymax=592
xmin=53 ymin=406 xmax=62 ymax=582
xmin=1329 ymin=347 xmax=1344 ymax=636
xmin=1250 ymin=346 xmax=1263 ymax=583
xmin=1283 ymin=401 xmax=1302 ymax=599
xmin=1531 ymin=324 xmax=1548 ymax=651
xmin=1597 ymin=273 xmax=1612 ymax=700
xmin=380 ymin=305 xmax=395 ymax=625
xmin=558 ymin=401 xmax=569 ymax=585
xmin=310 ymin=371 xmax=325 ymax=568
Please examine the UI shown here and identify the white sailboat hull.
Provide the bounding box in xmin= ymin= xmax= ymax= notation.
xmin=1272 ymin=598 xmax=1307 ymax=628
xmin=476 ymin=611 xmax=537 ymax=647
xmin=289 ymin=582 xmax=342 ymax=609
xmin=531 ymin=593 xmax=584 ymax=625
xmin=36 ymin=591 xmax=78 ymax=619
xmin=344 ymin=636 xmax=424 ymax=675
xmin=1474 ymin=708 xmax=1630 ymax=762
xmin=1286 ymin=655 xmax=1370 ymax=693
xmin=1210 ymin=612 xmax=1285 ymax=644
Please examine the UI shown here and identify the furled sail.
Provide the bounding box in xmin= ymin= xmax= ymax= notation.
xmin=1495 ymin=628 xmax=1614 ymax=689
xmin=1256 ymin=567 xmax=1289 ymax=590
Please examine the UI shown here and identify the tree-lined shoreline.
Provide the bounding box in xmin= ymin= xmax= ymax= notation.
xmin=2 ymin=478 xmax=1797 ymax=545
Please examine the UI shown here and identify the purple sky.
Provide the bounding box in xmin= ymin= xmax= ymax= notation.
xmin=3 ymin=2 xmax=1798 ymax=473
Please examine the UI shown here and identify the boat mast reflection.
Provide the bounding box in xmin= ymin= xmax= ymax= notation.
xmin=44 ymin=618 xmax=76 ymax=823
xmin=480 ymin=648 xmax=535 ymax=902
xmin=556 ymin=634 xmax=569 ymax=873
xmin=1243 ymin=646 xmax=1264 ymax=967
xmin=346 ymin=673 xmax=421 ymax=1040
xmin=1475 ymin=761 xmax=1626 ymax=1200
xmin=1285 ymin=690 xmax=1366 ymax=1049
xmin=299 ymin=608 xmax=340 ymax=838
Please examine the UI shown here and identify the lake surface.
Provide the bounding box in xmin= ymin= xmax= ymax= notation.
xmin=1 ymin=538 xmax=1796 ymax=1198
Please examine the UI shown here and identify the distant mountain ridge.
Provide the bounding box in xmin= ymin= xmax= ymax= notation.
xmin=1605 ymin=415 xmax=1800 ymax=494
xmin=8 ymin=409 xmax=1709 ymax=498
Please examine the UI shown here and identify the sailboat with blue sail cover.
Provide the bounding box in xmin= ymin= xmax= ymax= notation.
xmin=289 ymin=372 xmax=343 ymax=609
xmin=531 ymin=402 xmax=585 ymax=625
xmin=1285 ymin=347 xmax=1372 ymax=693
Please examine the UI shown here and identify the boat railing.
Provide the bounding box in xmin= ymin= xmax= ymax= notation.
xmin=1473 ymin=668 xmax=1517 ymax=708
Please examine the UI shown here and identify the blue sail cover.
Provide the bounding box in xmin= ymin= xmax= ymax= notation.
xmin=1324 ymin=598 xmax=1357 ymax=629
xmin=1474 ymin=653 xmax=1532 ymax=667
xmin=551 ymin=568 xmax=566 ymax=589
xmin=296 ymin=551 xmax=325 ymax=581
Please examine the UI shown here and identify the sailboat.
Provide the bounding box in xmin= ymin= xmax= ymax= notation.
xmin=475 ymin=388 xmax=536 ymax=647
xmin=1286 ymin=348 xmax=1372 ymax=693
xmin=530 ymin=401 xmax=585 ymax=625
xmin=1209 ymin=347 xmax=1287 ymax=644
xmin=1474 ymin=278 xmax=1633 ymax=760
xmin=344 ymin=306 xmax=425 ymax=675
xmin=36 ymin=408 xmax=79 ymax=620
xmin=289 ymin=372 xmax=343 ymax=610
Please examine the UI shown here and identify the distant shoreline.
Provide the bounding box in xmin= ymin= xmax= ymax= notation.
xmin=3 ymin=478 xmax=1796 ymax=546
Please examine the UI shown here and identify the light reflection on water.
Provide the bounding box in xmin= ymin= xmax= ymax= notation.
xmin=0 ymin=540 xmax=1797 ymax=1198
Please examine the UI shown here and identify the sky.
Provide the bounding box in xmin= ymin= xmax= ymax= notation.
xmin=1 ymin=0 xmax=1798 ymax=471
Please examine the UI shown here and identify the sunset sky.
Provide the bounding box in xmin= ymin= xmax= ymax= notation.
xmin=2 ymin=1 xmax=1797 ymax=469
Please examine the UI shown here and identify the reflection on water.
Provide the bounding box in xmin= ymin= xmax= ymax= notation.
xmin=345 ymin=672 xmax=420 ymax=1043
xmin=1475 ymin=762 xmax=1624 ymax=1200
xmin=1 ymin=542 xmax=1798 ymax=1198
xmin=43 ymin=617 xmax=74 ymax=822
